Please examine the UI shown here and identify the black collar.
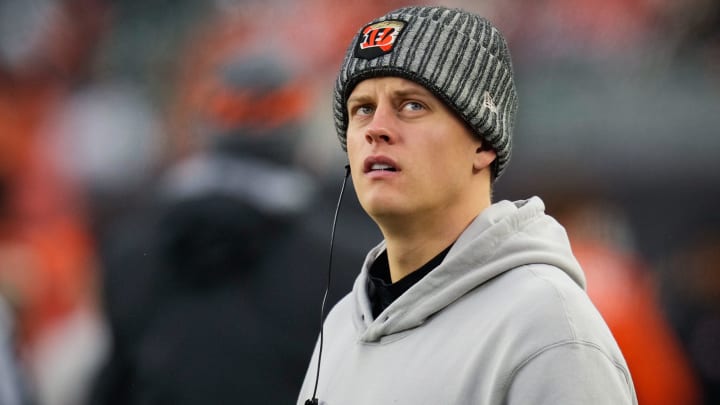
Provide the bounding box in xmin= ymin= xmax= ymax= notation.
xmin=366 ymin=244 xmax=453 ymax=319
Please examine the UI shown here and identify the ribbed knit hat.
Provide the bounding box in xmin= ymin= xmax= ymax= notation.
xmin=333 ymin=6 xmax=518 ymax=179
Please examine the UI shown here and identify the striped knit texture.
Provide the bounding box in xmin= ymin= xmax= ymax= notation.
xmin=333 ymin=6 xmax=518 ymax=179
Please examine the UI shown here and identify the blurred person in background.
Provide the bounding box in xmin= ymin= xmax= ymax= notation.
xmin=298 ymin=6 xmax=636 ymax=404
xmin=0 ymin=0 xmax=111 ymax=404
xmin=0 ymin=181 xmax=33 ymax=405
xmin=548 ymin=192 xmax=703 ymax=405
xmin=87 ymin=6 xmax=351 ymax=400
xmin=0 ymin=295 xmax=28 ymax=405
xmin=660 ymin=230 xmax=720 ymax=404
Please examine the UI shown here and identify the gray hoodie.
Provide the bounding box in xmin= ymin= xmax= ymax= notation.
xmin=298 ymin=197 xmax=637 ymax=404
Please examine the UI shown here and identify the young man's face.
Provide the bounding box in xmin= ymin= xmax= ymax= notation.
xmin=345 ymin=76 xmax=493 ymax=223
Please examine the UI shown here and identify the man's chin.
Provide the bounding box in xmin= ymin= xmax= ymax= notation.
xmin=364 ymin=203 xmax=414 ymax=225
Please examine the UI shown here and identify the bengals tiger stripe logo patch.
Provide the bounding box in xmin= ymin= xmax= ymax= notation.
xmin=354 ymin=20 xmax=406 ymax=60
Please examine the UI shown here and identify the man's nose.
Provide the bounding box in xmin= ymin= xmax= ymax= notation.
xmin=365 ymin=104 xmax=397 ymax=145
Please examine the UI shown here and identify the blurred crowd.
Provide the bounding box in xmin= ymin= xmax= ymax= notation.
xmin=0 ymin=0 xmax=718 ymax=404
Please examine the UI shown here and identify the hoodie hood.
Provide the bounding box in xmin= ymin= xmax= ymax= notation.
xmin=352 ymin=196 xmax=585 ymax=342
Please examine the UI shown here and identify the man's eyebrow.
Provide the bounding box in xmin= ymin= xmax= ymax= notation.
xmin=347 ymin=94 xmax=373 ymax=105
xmin=347 ymin=86 xmax=432 ymax=106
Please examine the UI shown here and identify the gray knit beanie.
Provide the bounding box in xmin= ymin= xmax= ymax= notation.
xmin=333 ymin=6 xmax=518 ymax=179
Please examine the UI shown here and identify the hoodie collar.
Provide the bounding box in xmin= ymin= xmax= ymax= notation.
xmin=352 ymin=197 xmax=585 ymax=342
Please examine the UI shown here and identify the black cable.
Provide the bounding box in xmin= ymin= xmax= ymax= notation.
xmin=306 ymin=164 xmax=351 ymax=405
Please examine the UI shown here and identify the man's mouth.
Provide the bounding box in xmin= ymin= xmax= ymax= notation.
xmin=364 ymin=156 xmax=400 ymax=173
xmin=370 ymin=163 xmax=397 ymax=172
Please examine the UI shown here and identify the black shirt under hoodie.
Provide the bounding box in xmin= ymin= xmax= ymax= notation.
xmin=367 ymin=244 xmax=454 ymax=319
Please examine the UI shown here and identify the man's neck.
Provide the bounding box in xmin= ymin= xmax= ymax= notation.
xmin=384 ymin=235 xmax=452 ymax=283
xmin=379 ymin=204 xmax=488 ymax=283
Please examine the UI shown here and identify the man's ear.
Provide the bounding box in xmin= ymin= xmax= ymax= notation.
xmin=473 ymin=144 xmax=497 ymax=172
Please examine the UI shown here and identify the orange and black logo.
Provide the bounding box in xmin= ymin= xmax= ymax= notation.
xmin=354 ymin=20 xmax=406 ymax=60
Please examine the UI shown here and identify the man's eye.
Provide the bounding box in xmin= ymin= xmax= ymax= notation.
xmin=356 ymin=105 xmax=374 ymax=116
xmin=403 ymin=101 xmax=425 ymax=112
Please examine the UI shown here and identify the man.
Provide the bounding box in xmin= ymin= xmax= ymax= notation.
xmin=298 ymin=5 xmax=637 ymax=405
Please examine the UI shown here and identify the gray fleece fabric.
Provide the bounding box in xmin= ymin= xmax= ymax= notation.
xmin=298 ymin=197 xmax=637 ymax=404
